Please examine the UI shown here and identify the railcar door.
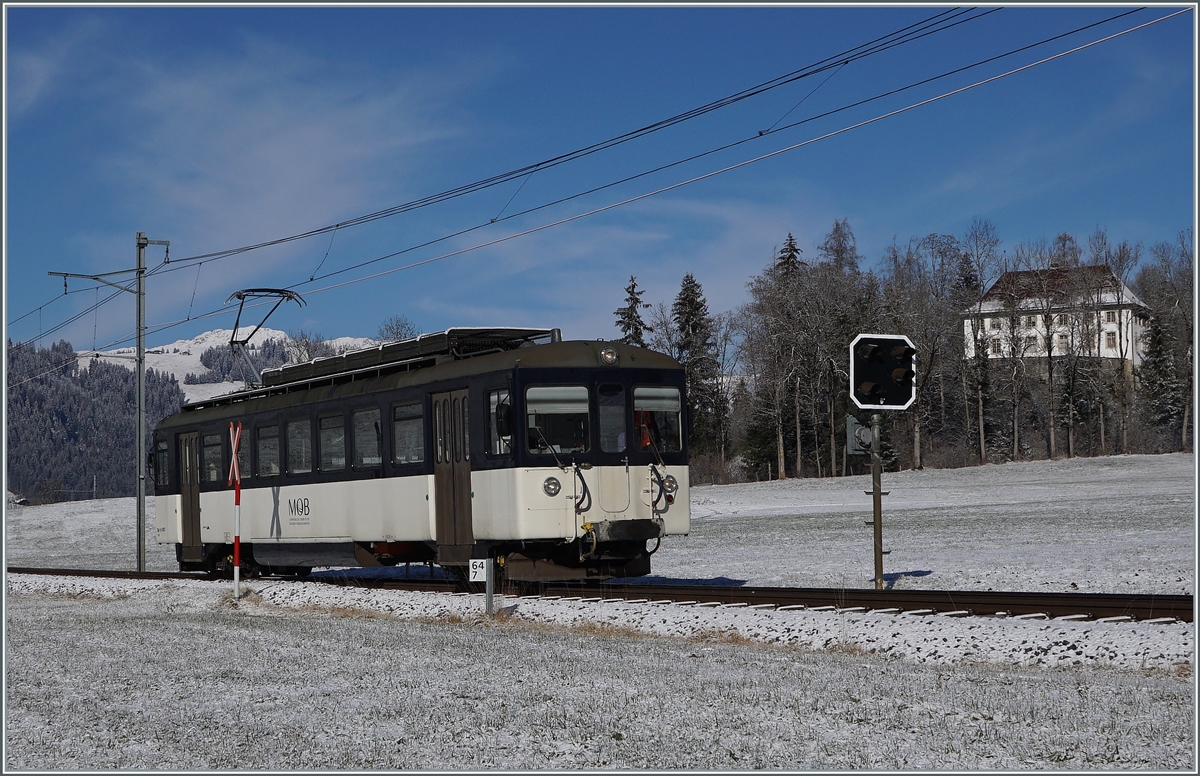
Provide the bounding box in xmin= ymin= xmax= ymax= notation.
xmin=432 ymin=389 xmax=474 ymax=564
xmin=179 ymin=432 xmax=203 ymax=563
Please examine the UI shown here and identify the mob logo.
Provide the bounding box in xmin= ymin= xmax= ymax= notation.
xmin=288 ymin=497 xmax=311 ymax=516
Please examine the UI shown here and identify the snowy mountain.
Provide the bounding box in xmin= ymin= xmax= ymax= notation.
xmin=77 ymin=328 xmax=378 ymax=403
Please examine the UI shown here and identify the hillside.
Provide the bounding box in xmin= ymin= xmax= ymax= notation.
xmin=79 ymin=328 xmax=377 ymax=403
xmin=7 ymin=329 xmax=378 ymax=502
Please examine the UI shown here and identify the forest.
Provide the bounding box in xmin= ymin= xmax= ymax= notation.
xmin=6 ymin=341 xmax=186 ymax=503
xmin=616 ymin=218 xmax=1193 ymax=484
xmin=5 ymin=320 xmax=414 ymax=504
xmin=6 ymin=218 xmax=1192 ymax=501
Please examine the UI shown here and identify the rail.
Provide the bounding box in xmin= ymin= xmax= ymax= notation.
xmin=7 ymin=566 xmax=1190 ymax=622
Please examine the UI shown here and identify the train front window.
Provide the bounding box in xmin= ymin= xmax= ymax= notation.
xmin=526 ymin=385 xmax=590 ymax=454
xmin=287 ymin=418 xmax=313 ymax=474
xmin=202 ymin=434 xmax=223 ymax=483
xmin=633 ymin=386 xmax=682 ymax=453
xmin=598 ymin=383 xmax=626 ymax=453
xmin=319 ymin=415 xmax=345 ymax=471
xmin=257 ymin=425 xmax=279 ymax=477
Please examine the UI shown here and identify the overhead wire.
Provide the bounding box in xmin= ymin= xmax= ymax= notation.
xmin=10 ymin=8 xmax=986 ymax=339
xmin=148 ymin=7 xmax=996 ymax=270
xmin=84 ymin=5 xmax=1183 ymax=357
xmin=763 ymin=61 xmax=849 ymax=134
xmin=285 ymin=5 xmax=1158 ymax=291
xmin=7 ymin=284 xmax=109 ymax=327
xmin=13 ymin=258 xmax=169 ymax=349
xmin=16 ymin=6 xmax=1176 ymax=354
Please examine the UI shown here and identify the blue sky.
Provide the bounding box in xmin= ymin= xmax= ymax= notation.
xmin=4 ymin=4 xmax=1195 ymax=351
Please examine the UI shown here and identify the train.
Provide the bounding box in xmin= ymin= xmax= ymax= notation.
xmin=151 ymin=327 xmax=690 ymax=583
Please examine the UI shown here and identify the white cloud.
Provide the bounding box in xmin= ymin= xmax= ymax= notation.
xmin=6 ymin=16 xmax=104 ymax=116
xmin=18 ymin=29 xmax=490 ymax=347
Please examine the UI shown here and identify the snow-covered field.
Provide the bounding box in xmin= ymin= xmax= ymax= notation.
xmin=4 ymin=453 xmax=1196 ymax=769
xmin=668 ymin=452 xmax=1196 ymax=594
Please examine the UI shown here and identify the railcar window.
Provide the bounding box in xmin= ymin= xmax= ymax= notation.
xmin=435 ymin=401 xmax=445 ymax=463
xmin=393 ymin=403 xmax=424 ymax=464
xmin=236 ymin=429 xmax=250 ymax=482
xmin=526 ymin=385 xmax=590 ymax=454
xmin=353 ymin=408 xmax=382 ymax=467
xmin=202 ymin=434 xmax=223 ymax=483
xmin=257 ymin=425 xmax=280 ymax=477
xmin=488 ymin=389 xmax=512 ymax=456
xmin=450 ymin=398 xmax=459 ymax=462
xmin=287 ymin=418 xmax=313 ymax=474
xmin=155 ymin=441 xmax=169 ymax=489
xmin=598 ymin=383 xmax=627 ymax=453
xmin=633 ymin=386 xmax=682 ymax=453
xmin=319 ymin=415 xmax=345 ymax=471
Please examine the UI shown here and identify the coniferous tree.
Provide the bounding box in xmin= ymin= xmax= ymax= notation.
xmin=775 ymin=233 xmax=804 ymax=277
xmin=614 ymin=275 xmax=652 ymax=347
xmin=184 ymin=338 xmax=289 ymax=384
xmin=1137 ymin=318 xmax=1182 ymax=433
xmin=671 ymin=274 xmax=722 ymax=455
xmin=1135 ymin=228 xmax=1194 ymax=451
xmin=7 ymin=340 xmax=185 ymax=502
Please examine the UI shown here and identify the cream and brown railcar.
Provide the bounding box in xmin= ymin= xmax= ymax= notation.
xmin=152 ymin=328 xmax=689 ymax=581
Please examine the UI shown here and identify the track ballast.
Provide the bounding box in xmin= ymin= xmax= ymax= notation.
xmin=7 ymin=566 xmax=1191 ymax=623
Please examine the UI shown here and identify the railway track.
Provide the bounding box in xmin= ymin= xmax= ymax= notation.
xmin=7 ymin=566 xmax=1192 ymax=623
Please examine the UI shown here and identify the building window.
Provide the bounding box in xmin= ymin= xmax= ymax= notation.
xmin=257 ymin=425 xmax=279 ymax=477
xmin=1058 ymin=333 xmax=1069 ymax=347
xmin=319 ymin=415 xmax=345 ymax=471
xmin=1105 ymin=310 xmax=1117 ymax=323
xmin=989 ymin=318 xmax=1000 ymax=330
xmin=393 ymin=403 xmax=424 ymax=464
xmin=1026 ymin=316 xmax=1037 ymax=327
xmin=353 ymin=408 xmax=382 ymax=467
xmin=202 ymin=433 xmax=223 ymax=483
xmin=990 ymin=339 xmax=1002 ymax=355
xmin=1105 ymin=331 xmax=1117 ymax=349
xmin=1024 ymin=335 xmax=1038 ymax=350
xmin=287 ymin=418 xmax=312 ymax=474
xmin=487 ymin=389 xmax=512 ymax=456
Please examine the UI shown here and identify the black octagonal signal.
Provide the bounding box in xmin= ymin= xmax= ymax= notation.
xmin=849 ymin=334 xmax=916 ymax=410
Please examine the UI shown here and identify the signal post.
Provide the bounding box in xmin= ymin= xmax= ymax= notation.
xmin=849 ymin=334 xmax=916 ymax=590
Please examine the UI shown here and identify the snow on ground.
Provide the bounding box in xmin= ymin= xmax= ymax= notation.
xmin=4 ymin=574 xmax=1194 ymax=770
xmin=4 ymin=453 xmax=1196 ymax=768
xmin=666 ymin=452 xmax=1196 ymax=594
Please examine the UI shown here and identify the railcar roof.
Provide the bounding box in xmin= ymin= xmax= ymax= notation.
xmin=160 ymin=338 xmax=682 ymax=429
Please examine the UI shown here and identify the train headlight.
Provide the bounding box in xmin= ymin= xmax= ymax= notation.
xmin=543 ymin=477 xmax=562 ymax=497
xmin=663 ymin=474 xmax=679 ymax=494
xmin=599 ymin=347 xmax=618 ymax=365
